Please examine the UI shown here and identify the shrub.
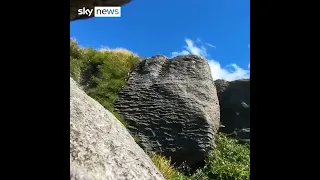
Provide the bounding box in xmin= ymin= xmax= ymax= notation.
xmin=201 ymin=134 xmax=250 ymax=180
xmin=149 ymin=134 xmax=250 ymax=180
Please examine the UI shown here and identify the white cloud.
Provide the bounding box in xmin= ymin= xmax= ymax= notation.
xmin=172 ymin=38 xmax=207 ymax=58
xmin=171 ymin=38 xmax=250 ymax=81
xmin=172 ymin=50 xmax=189 ymax=57
xmin=185 ymin=39 xmax=208 ymax=57
xmin=206 ymin=43 xmax=216 ymax=48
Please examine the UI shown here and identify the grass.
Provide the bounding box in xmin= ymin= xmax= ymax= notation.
xmin=149 ymin=134 xmax=250 ymax=180
xmin=150 ymin=152 xmax=188 ymax=180
xmin=70 ymin=39 xmax=140 ymax=127
xmin=204 ymin=134 xmax=250 ymax=180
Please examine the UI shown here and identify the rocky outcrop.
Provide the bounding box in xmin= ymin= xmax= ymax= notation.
xmin=70 ymin=78 xmax=165 ymax=180
xmin=70 ymin=0 xmax=132 ymax=21
xmin=214 ymin=79 xmax=250 ymax=144
xmin=114 ymin=55 xmax=220 ymax=168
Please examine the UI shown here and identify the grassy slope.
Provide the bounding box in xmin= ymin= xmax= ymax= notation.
xmin=70 ymin=39 xmax=140 ymax=126
xmin=70 ymin=39 xmax=250 ymax=180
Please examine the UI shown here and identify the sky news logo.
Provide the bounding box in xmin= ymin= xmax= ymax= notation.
xmin=78 ymin=7 xmax=121 ymax=17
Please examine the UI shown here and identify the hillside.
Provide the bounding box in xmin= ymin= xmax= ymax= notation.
xmin=70 ymin=39 xmax=250 ymax=180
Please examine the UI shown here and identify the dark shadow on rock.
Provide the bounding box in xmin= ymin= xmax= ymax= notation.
xmin=215 ymin=79 xmax=250 ymax=144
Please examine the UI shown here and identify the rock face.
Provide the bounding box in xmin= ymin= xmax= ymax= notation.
xmin=214 ymin=79 xmax=250 ymax=144
xmin=114 ymin=55 xmax=220 ymax=168
xmin=70 ymin=0 xmax=132 ymax=21
xmin=70 ymin=78 xmax=165 ymax=180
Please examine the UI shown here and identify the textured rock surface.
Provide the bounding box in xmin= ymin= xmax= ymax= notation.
xmin=70 ymin=78 xmax=165 ymax=180
xmin=115 ymin=55 xmax=220 ymax=168
xmin=70 ymin=0 xmax=132 ymax=21
xmin=214 ymin=79 xmax=250 ymax=144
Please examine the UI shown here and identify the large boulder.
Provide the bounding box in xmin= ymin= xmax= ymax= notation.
xmin=70 ymin=78 xmax=165 ymax=180
xmin=70 ymin=0 xmax=132 ymax=21
xmin=214 ymin=79 xmax=250 ymax=144
xmin=114 ymin=55 xmax=220 ymax=168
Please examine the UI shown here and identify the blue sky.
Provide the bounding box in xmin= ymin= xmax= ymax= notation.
xmin=70 ymin=0 xmax=250 ymax=80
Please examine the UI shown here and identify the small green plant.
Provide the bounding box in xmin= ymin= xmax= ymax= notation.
xmin=204 ymin=134 xmax=250 ymax=180
xmin=132 ymin=134 xmax=141 ymax=144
